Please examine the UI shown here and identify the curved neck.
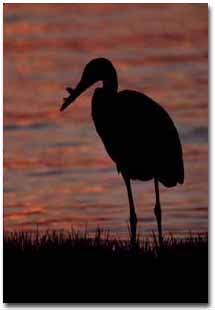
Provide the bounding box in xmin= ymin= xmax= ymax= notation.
xmin=102 ymin=66 xmax=118 ymax=93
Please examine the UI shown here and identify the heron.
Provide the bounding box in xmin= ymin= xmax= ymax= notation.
xmin=60 ymin=58 xmax=184 ymax=245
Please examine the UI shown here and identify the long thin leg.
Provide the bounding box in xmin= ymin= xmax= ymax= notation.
xmin=154 ymin=177 xmax=163 ymax=245
xmin=122 ymin=174 xmax=137 ymax=244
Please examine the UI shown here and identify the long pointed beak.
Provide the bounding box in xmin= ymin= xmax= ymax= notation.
xmin=60 ymin=77 xmax=93 ymax=112
xmin=60 ymin=96 xmax=73 ymax=112
xmin=60 ymin=79 xmax=87 ymax=112
xmin=60 ymin=100 xmax=70 ymax=112
xmin=60 ymin=87 xmax=78 ymax=112
xmin=60 ymin=104 xmax=68 ymax=112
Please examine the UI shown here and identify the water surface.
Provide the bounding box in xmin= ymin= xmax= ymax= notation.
xmin=4 ymin=4 xmax=208 ymax=238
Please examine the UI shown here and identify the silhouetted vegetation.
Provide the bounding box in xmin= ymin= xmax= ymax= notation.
xmin=4 ymin=230 xmax=208 ymax=303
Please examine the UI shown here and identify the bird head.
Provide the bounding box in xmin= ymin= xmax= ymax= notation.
xmin=60 ymin=58 xmax=118 ymax=111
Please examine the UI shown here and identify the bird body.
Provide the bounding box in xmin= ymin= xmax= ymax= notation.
xmin=60 ymin=57 xmax=184 ymax=244
xmin=92 ymin=88 xmax=184 ymax=187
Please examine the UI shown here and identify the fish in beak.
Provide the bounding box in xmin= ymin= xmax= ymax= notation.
xmin=60 ymin=76 xmax=92 ymax=112
xmin=60 ymin=87 xmax=77 ymax=112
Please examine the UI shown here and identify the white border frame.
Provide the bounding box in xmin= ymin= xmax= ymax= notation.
xmin=1 ymin=1 xmax=213 ymax=309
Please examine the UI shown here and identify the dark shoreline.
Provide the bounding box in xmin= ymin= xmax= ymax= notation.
xmin=4 ymin=231 xmax=208 ymax=303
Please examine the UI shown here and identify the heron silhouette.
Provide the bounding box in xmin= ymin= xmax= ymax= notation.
xmin=60 ymin=58 xmax=184 ymax=245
